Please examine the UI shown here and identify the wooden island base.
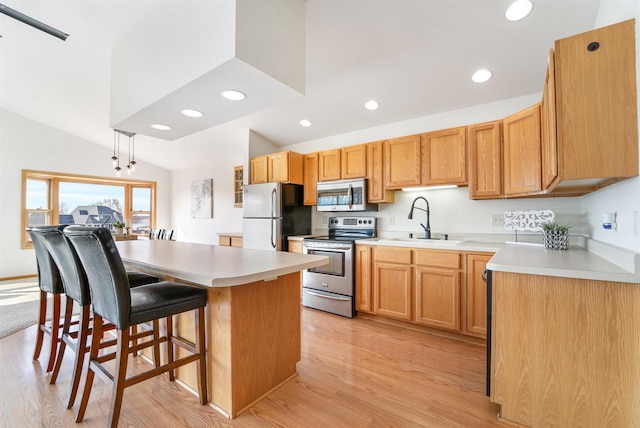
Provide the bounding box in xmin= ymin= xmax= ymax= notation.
xmin=167 ymin=272 xmax=301 ymax=418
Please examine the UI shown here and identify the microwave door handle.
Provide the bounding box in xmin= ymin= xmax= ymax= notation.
xmin=347 ymin=184 xmax=353 ymax=209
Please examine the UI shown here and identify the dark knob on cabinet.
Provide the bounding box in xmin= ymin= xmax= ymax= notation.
xmin=587 ymin=41 xmax=600 ymax=51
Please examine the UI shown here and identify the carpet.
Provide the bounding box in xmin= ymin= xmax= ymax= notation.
xmin=0 ymin=278 xmax=58 ymax=339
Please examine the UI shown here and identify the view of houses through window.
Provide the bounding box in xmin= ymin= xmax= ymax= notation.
xmin=22 ymin=170 xmax=155 ymax=248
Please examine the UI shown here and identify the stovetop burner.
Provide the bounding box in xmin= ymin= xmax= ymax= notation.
xmin=303 ymin=216 xmax=377 ymax=244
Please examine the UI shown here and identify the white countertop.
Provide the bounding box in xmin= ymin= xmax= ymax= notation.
xmin=352 ymin=236 xmax=640 ymax=284
xmin=116 ymin=240 xmax=327 ymax=288
xmin=217 ymin=232 xmax=243 ymax=237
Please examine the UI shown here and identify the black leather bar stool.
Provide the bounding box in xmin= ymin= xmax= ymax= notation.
xmin=27 ymin=227 xmax=65 ymax=373
xmin=30 ymin=225 xmax=161 ymax=409
xmin=63 ymin=226 xmax=208 ymax=427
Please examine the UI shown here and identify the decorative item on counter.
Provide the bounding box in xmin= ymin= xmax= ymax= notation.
xmin=113 ymin=221 xmax=126 ymax=234
xmin=540 ymin=221 xmax=571 ymax=250
xmin=602 ymin=212 xmax=617 ymax=230
xmin=504 ymin=209 xmax=555 ymax=242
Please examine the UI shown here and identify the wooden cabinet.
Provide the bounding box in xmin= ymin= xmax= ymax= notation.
xmin=502 ymin=104 xmax=542 ymax=197
xmin=550 ymin=19 xmax=638 ymax=194
xmin=288 ymin=240 xmax=303 ymax=254
xmin=421 ymin=127 xmax=467 ymax=186
xmin=468 ymin=121 xmax=502 ymax=199
xmin=366 ymin=141 xmax=394 ymax=203
xmin=250 ymin=156 xmax=268 ymax=184
xmin=491 ymin=271 xmax=640 ymax=427
xmin=318 ymin=149 xmax=342 ymax=181
xmin=464 ymin=253 xmax=492 ymax=337
xmin=303 ymin=153 xmax=318 ymax=205
xmin=233 ymin=166 xmax=243 ymax=208
xmin=355 ymin=245 xmax=373 ymax=313
xmin=373 ymin=247 xmax=412 ymax=321
xmin=218 ymin=235 xmax=243 ymax=247
xmin=341 ymin=144 xmax=367 ymax=179
xmin=250 ymin=151 xmax=303 ymax=185
xmin=540 ymin=49 xmax=558 ymax=191
xmin=384 ymin=135 xmax=422 ymax=189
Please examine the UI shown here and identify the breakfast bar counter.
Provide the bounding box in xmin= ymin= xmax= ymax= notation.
xmin=116 ymin=240 xmax=327 ymax=418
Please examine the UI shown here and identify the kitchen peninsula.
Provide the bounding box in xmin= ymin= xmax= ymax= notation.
xmin=116 ymin=239 xmax=327 ymax=418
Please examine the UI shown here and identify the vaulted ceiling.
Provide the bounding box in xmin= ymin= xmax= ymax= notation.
xmin=0 ymin=0 xmax=600 ymax=170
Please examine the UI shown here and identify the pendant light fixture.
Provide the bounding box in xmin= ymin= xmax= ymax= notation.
xmin=112 ymin=129 xmax=137 ymax=177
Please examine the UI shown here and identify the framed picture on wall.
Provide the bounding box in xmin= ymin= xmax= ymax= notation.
xmin=191 ymin=179 xmax=213 ymax=219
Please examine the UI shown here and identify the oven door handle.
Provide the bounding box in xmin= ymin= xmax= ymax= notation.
xmin=303 ymin=245 xmax=351 ymax=252
xmin=303 ymin=289 xmax=351 ymax=302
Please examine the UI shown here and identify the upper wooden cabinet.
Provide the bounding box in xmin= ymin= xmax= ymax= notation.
xmin=367 ymin=141 xmax=395 ymax=203
xmin=468 ymin=121 xmax=502 ymax=199
xmin=540 ymin=49 xmax=558 ymax=191
xmin=502 ymin=104 xmax=542 ymax=197
xmin=318 ymin=149 xmax=342 ymax=181
xmin=549 ymin=19 xmax=638 ymax=194
xmin=303 ymin=153 xmax=318 ymax=206
xmin=341 ymin=144 xmax=367 ymax=179
xmin=250 ymin=151 xmax=303 ymax=185
xmin=421 ymin=127 xmax=467 ymax=186
xmin=385 ymin=134 xmax=422 ymax=189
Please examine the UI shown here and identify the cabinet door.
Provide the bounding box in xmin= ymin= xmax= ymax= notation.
xmin=374 ymin=262 xmax=412 ymax=321
xmin=502 ymin=104 xmax=542 ymax=196
xmin=421 ymin=127 xmax=467 ymax=185
xmin=234 ymin=165 xmax=244 ymax=207
xmin=367 ymin=141 xmax=394 ymax=203
xmin=230 ymin=237 xmax=243 ymax=248
xmin=341 ymin=144 xmax=367 ymax=179
xmin=218 ymin=236 xmax=231 ymax=246
xmin=414 ymin=266 xmax=460 ymax=331
xmin=385 ymin=135 xmax=422 ymax=189
xmin=468 ymin=121 xmax=502 ymax=199
xmin=303 ymin=153 xmax=318 ymax=205
xmin=268 ymin=152 xmax=290 ymax=183
xmin=318 ymin=149 xmax=342 ymax=181
xmin=541 ymin=49 xmax=559 ymax=191
xmin=555 ymin=19 xmax=638 ymax=181
xmin=288 ymin=240 xmax=303 ymax=254
xmin=464 ymin=253 xmax=492 ymax=337
xmin=250 ymin=156 xmax=268 ymax=184
xmin=355 ymin=245 xmax=373 ymax=313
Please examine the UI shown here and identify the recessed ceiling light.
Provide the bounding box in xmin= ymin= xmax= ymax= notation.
xmin=472 ymin=69 xmax=493 ymax=83
xmin=220 ymin=90 xmax=246 ymax=101
xmin=505 ymin=0 xmax=533 ymax=21
xmin=300 ymin=119 xmax=312 ymax=127
xmin=151 ymin=124 xmax=171 ymax=131
xmin=365 ymin=100 xmax=380 ymax=110
xmin=181 ymin=109 xmax=204 ymax=118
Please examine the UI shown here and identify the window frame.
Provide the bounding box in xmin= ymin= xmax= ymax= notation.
xmin=21 ymin=170 xmax=157 ymax=249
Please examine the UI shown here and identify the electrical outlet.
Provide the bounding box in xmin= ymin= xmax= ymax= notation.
xmin=322 ymin=216 xmax=328 ymax=225
xmin=492 ymin=214 xmax=505 ymax=227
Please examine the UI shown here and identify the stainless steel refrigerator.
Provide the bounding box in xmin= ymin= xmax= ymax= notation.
xmin=242 ymin=183 xmax=311 ymax=251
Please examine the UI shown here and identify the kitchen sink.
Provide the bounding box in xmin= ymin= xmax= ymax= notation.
xmin=381 ymin=237 xmax=465 ymax=245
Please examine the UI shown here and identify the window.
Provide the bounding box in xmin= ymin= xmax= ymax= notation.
xmin=22 ymin=170 xmax=156 ymax=249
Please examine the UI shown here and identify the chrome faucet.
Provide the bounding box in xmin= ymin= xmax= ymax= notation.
xmin=408 ymin=196 xmax=431 ymax=239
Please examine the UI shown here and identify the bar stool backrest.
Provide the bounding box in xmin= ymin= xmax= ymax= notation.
xmin=63 ymin=226 xmax=132 ymax=330
xmin=27 ymin=227 xmax=64 ymax=295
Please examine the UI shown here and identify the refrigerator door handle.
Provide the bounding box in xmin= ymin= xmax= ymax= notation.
xmin=347 ymin=184 xmax=353 ymax=209
xmin=271 ymin=188 xmax=277 ymax=248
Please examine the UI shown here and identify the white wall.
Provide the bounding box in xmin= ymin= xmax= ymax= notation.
xmin=0 ymin=109 xmax=172 ymax=278
xmin=170 ymin=141 xmax=245 ymax=245
xmin=582 ymin=1 xmax=640 ymax=252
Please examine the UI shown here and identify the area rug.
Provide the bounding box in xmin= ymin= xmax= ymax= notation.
xmin=0 ymin=279 xmax=47 ymax=338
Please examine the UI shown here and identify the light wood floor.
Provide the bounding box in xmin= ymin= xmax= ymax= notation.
xmin=0 ymin=307 xmax=501 ymax=427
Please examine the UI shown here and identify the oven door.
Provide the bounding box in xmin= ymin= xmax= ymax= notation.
xmin=302 ymin=242 xmax=353 ymax=296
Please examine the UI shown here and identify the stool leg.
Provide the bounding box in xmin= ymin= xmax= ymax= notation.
xmin=166 ymin=315 xmax=174 ymax=381
xmin=65 ymin=305 xmax=91 ymax=409
xmin=75 ymin=313 xmax=103 ymax=423
xmin=196 ymin=307 xmax=207 ymax=405
xmin=46 ymin=293 xmax=62 ymax=372
xmin=50 ymin=296 xmax=74 ymax=384
xmin=33 ymin=290 xmax=47 ymax=361
xmin=107 ymin=328 xmax=130 ymax=428
xmin=152 ymin=319 xmax=161 ymax=368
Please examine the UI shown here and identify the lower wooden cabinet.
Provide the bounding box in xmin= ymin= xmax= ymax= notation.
xmin=355 ymin=245 xmax=373 ymax=313
xmin=415 ymin=266 xmax=461 ymax=331
xmin=218 ymin=235 xmax=243 ymax=247
xmin=288 ymin=240 xmax=303 ymax=254
xmin=374 ymin=261 xmax=413 ymax=321
xmin=464 ymin=253 xmax=492 ymax=336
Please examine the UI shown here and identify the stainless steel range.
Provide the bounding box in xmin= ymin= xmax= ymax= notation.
xmin=302 ymin=216 xmax=376 ymax=318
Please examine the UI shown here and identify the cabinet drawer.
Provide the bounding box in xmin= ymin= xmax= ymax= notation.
xmin=414 ymin=249 xmax=460 ymax=269
xmin=374 ymin=246 xmax=412 ymax=264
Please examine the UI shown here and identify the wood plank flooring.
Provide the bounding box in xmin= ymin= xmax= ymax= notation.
xmin=0 ymin=307 xmax=501 ymax=427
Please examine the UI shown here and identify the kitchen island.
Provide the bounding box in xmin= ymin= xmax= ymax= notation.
xmin=116 ymin=239 xmax=327 ymax=418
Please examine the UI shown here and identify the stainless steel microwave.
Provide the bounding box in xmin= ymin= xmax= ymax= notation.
xmin=316 ymin=178 xmax=378 ymax=212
